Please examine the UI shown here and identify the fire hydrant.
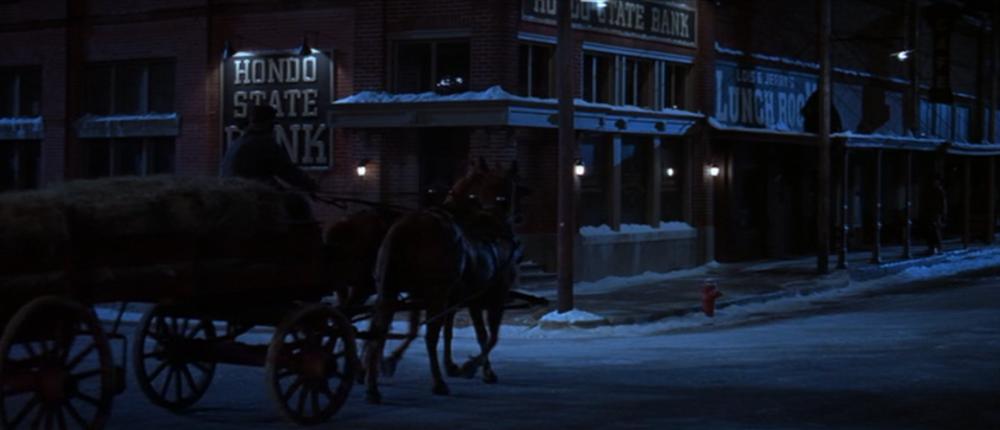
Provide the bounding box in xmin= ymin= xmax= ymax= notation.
xmin=701 ymin=282 xmax=723 ymax=317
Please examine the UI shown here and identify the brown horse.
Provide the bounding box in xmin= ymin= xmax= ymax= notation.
xmin=364 ymin=159 xmax=522 ymax=403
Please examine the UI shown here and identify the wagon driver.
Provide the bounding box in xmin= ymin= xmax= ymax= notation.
xmin=220 ymin=104 xmax=319 ymax=219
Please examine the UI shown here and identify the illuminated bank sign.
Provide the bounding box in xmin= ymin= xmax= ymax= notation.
xmin=522 ymin=0 xmax=696 ymax=48
xmin=222 ymin=51 xmax=333 ymax=169
xmin=715 ymin=62 xmax=817 ymax=132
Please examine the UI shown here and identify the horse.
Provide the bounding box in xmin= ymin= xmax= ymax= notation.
xmin=364 ymin=158 xmax=523 ymax=403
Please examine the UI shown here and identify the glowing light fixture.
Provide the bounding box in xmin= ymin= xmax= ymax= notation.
xmin=890 ymin=49 xmax=914 ymax=62
xmin=666 ymin=167 xmax=675 ymax=177
xmin=582 ymin=0 xmax=609 ymax=8
xmin=298 ymin=36 xmax=312 ymax=57
xmin=574 ymin=159 xmax=586 ymax=176
xmin=708 ymin=164 xmax=721 ymax=177
xmin=356 ymin=159 xmax=369 ymax=177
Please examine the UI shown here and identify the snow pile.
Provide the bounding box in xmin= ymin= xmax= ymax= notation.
xmin=833 ymin=130 xmax=946 ymax=144
xmin=539 ymin=309 xmax=606 ymax=323
xmin=887 ymin=249 xmax=1000 ymax=283
xmin=335 ymin=86 xmax=703 ymax=118
xmin=572 ymin=261 xmax=721 ymax=296
xmin=579 ymin=221 xmax=694 ymax=237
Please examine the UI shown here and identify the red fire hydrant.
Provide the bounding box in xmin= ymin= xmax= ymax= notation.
xmin=701 ymin=281 xmax=723 ymax=317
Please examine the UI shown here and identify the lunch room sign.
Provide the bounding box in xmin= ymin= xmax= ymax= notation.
xmin=522 ymin=0 xmax=697 ymax=48
xmin=222 ymin=50 xmax=333 ymax=169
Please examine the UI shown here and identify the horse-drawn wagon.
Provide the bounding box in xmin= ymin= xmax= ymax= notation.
xmin=1 ymin=167 xmax=545 ymax=429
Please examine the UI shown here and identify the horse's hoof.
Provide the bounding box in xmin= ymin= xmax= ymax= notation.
xmin=459 ymin=361 xmax=479 ymax=379
xmin=445 ymin=362 xmax=461 ymax=377
xmin=381 ymin=357 xmax=398 ymax=377
xmin=365 ymin=390 xmax=382 ymax=405
xmin=483 ymin=371 xmax=498 ymax=385
xmin=432 ymin=383 xmax=450 ymax=396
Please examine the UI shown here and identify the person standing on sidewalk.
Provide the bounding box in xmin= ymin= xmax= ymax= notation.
xmin=921 ymin=176 xmax=947 ymax=255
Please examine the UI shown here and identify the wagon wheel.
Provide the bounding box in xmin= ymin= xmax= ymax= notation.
xmin=132 ymin=306 xmax=217 ymax=411
xmin=0 ymin=296 xmax=114 ymax=430
xmin=266 ymin=304 xmax=357 ymax=426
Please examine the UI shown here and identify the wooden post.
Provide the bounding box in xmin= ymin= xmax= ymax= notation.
xmin=817 ymin=0 xmax=832 ymax=274
xmin=988 ymin=157 xmax=996 ymax=243
xmin=907 ymin=0 xmax=921 ymax=134
xmin=837 ymin=147 xmax=850 ymax=269
xmin=65 ymin=0 xmax=88 ymax=180
xmin=963 ymin=157 xmax=971 ymax=248
xmin=609 ymin=134 xmax=623 ymax=231
xmin=903 ymin=152 xmax=913 ymax=258
xmin=555 ymin=0 xmax=575 ymax=313
xmin=871 ymin=150 xmax=883 ymax=264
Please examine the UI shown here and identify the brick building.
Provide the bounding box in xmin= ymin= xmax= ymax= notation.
xmin=1 ymin=0 xmax=997 ymax=280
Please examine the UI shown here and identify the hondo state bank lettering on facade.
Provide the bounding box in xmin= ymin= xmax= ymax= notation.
xmin=523 ymin=0 xmax=697 ymax=48
xmin=222 ymin=52 xmax=333 ymax=169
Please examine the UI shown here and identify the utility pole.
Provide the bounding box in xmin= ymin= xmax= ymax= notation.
xmin=817 ymin=0 xmax=832 ymax=274
xmin=556 ymin=0 xmax=576 ymax=313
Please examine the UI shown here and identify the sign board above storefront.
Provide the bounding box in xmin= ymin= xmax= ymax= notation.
xmin=522 ymin=0 xmax=697 ymax=48
xmin=714 ymin=62 xmax=817 ymax=132
xmin=221 ymin=50 xmax=333 ymax=169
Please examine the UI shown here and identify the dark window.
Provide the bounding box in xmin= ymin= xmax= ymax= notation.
xmin=0 ymin=67 xmax=42 ymax=117
xmin=518 ymin=44 xmax=554 ymax=98
xmin=84 ymin=60 xmax=175 ymax=115
xmin=393 ymin=40 xmax=469 ymax=94
xmin=663 ymin=63 xmax=688 ymax=109
xmin=660 ymin=141 xmax=685 ymax=222
xmin=84 ymin=138 xmax=175 ymax=178
xmin=624 ymin=58 xmax=655 ymax=108
xmin=0 ymin=141 xmax=40 ymax=192
xmin=621 ymin=137 xmax=651 ymax=224
xmin=583 ymin=53 xmax=613 ymax=104
xmin=579 ymin=134 xmax=610 ymax=227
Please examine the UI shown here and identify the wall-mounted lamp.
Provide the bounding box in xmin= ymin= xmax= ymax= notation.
xmin=356 ymin=159 xmax=369 ymax=177
xmin=574 ymin=159 xmax=586 ymax=176
xmin=666 ymin=167 xmax=675 ymax=177
xmin=708 ymin=164 xmax=721 ymax=177
xmin=890 ymin=49 xmax=914 ymax=62
xmin=222 ymin=40 xmax=234 ymax=60
xmin=298 ymin=36 xmax=312 ymax=57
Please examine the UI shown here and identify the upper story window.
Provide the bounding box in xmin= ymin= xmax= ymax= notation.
xmin=0 ymin=67 xmax=41 ymax=117
xmin=393 ymin=40 xmax=469 ymax=94
xmin=583 ymin=52 xmax=614 ymax=104
xmin=518 ymin=44 xmax=555 ymax=98
xmin=582 ymin=51 xmax=688 ymax=110
xmin=84 ymin=60 xmax=175 ymax=115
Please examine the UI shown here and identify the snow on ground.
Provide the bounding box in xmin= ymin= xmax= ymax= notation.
xmin=539 ymin=309 xmax=606 ymax=323
xmin=567 ymin=261 xmax=720 ymax=297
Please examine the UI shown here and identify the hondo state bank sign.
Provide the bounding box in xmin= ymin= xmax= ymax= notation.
xmin=222 ymin=50 xmax=333 ymax=169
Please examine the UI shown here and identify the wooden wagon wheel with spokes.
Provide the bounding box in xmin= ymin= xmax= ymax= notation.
xmin=132 ymin=305 xmax=217 ymax=411
xmin=265 ymin=304 xmax=357 ymax=425
xmin=0 ymin=296 xmax=114 ymax=430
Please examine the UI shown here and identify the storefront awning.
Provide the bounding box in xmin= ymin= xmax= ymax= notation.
xmin=0 ymin=117 xmax=43 ymax=140
xmin=329 ymin=86 xmax=701 ymax=136
xmin=945 ymin=141 xmax=1000 ymax=156
xmin=833 ymin=131 xmax=945 ymax=152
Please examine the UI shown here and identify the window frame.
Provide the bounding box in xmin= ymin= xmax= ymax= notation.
xmin=84 ymin=59 xmax=176 ymax=116
xmin=390 ymin=39 xmax=470 ymax=94
xmin=0 ymin=66 xmax=42 ymax=117
xmin=580 ymin=51 xmax=689 ymax=109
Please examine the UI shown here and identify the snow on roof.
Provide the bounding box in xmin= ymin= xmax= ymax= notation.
xmin=79 ymin=113 xmax=179 ymax=122
xmin=0 ymin=116 xmax=44 ymax=139
xmin=334 ymin=85 xmax=703 ymax=118
xmin=832 ymin=130 xmax=946 ymax=144
xmin=715 ymin=42 xmax=910 ymax=86
xmin=579 ymin=222 xmax=694 ymax=237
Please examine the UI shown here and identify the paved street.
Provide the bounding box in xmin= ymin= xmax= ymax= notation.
xmin=84 ymin=271 xmax=1000 ymax=429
